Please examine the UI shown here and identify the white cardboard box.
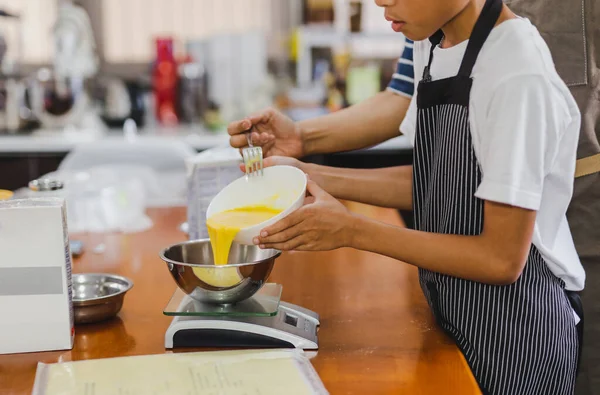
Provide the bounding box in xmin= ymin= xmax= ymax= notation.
xmin=0 ymin=198 xmax=74 ymax=354
xmin=186 ymin=146 xmax=242 ymax=240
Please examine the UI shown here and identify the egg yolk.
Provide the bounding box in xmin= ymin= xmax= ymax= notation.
xmin=192 ymin=206 xmax=282 ymax=287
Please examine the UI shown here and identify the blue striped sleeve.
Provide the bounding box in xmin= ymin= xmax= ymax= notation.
xmin=386 ymin=38 xmax=414 ymax=98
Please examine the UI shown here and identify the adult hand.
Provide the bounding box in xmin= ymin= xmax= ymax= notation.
xmin=228 ymin=108 xmax=304 ymax=158
xmin=253 ymin=180 xmax=355 ymax=251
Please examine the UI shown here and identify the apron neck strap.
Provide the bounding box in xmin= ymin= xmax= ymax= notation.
xmin=422 ymin=31 xmax=444 ymax=81
xmin=422 ymin=0 xmax=503 ymax=81
xmin=458 ymin=0 xmax=503 ymax=77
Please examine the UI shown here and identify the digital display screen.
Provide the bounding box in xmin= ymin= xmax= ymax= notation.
xmin=284 ymin=313 xmax=298 ymax=327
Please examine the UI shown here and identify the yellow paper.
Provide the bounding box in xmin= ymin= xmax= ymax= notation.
xmin=33 ymin=349 xmax=328 ymax=395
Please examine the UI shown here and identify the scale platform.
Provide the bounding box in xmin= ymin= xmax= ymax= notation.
xmin=164 ymin=284 xmax=320 ymax=350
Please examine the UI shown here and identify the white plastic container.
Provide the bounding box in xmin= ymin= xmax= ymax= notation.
xmin=186 ymin=146 xmax=244 ymax=240
xmin=206 ymin=165 xmax=308 ymax=245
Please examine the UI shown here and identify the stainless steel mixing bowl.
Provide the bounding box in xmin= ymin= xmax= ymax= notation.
xmin=159 ymin=239 xmax=281 ymax=304
xmin=71 ymin=273 xmax=133 ymax=324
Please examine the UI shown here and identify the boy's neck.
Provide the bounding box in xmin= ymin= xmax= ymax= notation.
xmin=440 ymin=1 xmax=515 ymax=48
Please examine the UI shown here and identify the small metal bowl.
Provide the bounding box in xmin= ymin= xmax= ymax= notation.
xmin=71 ymin=273 xmax=133 ymax=324
xmin=160 ymin=239 xmax=281 ymax=304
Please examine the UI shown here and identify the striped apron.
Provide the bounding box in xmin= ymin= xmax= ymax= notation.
xmin=413 ymin=0 xmax=579 ymax=393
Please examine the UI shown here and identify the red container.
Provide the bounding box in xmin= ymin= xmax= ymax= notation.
xmin=153 ymin=38 xmax=178 ymax=125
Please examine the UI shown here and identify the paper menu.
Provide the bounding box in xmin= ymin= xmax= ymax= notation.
xmin=32 ymin=349 xmax=329 ymax=395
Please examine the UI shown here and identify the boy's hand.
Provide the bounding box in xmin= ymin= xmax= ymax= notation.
xmin=228 ymin=108 xmax=305 ymax=158
xmin=254 ymin=180 xmax=354 ymax=251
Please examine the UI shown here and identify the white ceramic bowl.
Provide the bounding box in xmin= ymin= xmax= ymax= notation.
xmin=206 ymin=165 xmax=307 ymax=245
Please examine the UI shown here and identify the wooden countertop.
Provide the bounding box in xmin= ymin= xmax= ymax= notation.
xmin=0 ymin=203 xmax=480 ymax=394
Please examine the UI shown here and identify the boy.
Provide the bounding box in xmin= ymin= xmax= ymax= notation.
xmin=253 ymin=0 xmax=585 ymax=393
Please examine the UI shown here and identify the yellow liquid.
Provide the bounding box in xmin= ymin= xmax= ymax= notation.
xmin=0 ymin=190 xmax=13 ymax=201
xmin=192 ymin=206 xmax=282 ymax=287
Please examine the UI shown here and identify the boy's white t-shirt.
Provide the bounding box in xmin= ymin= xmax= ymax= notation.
xmin=400 ymin=18 xmax=585 ymax=291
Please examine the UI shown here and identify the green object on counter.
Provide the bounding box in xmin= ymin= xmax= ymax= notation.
xmin=204 ymin=108 xmax=225 ymax=132
xmin=346 ymin=65 xmax=381 ymax=106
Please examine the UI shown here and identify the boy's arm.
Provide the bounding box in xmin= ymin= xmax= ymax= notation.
xmin=349 ymin=200 xmax=535 ymax=285
xmin=253 ymin=156 xmax=413 ymax=210
xmin=300 ymin=90 xmax=410 ymax=155
xmin=257 ymin=181 xmax=534 ymax=286
xmin=305 ymin=163 xmax=413 ymax=210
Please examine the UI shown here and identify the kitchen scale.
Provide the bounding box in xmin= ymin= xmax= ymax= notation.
xmin=163 ymin=284 xmax=320 ymax=349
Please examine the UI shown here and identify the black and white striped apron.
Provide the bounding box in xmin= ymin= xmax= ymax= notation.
xmin=413 ymin=0 xmax=580 ymax=393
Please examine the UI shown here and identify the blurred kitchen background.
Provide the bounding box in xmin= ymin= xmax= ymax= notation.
xmin=0 ymin=0 xmax=412 ymax=197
